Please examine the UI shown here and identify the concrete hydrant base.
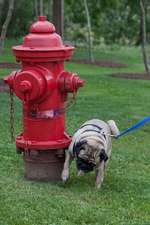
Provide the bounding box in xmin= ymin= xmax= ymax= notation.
xmin=23 ymin=150 xmax=65 ymax=181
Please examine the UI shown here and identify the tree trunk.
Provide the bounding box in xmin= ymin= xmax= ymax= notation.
xmin=0 ymin=0 xmax=15 ymax=55
xmin=39 ymin=0 xmax=43 ymax=16
xmin=0 ymin=0 xmax=4 ymax=21
xmin=53 ymin=0 xmax=64 ymax=37
xmin=47 ymin=0 xmax=52 ymax=20
xmin=140 ymin=0 xmax=150 ymax=76
xmin=34 ymin=0 xmax=38 ymax=18
xmin=83 ymin=0 xmax=94 ymax=63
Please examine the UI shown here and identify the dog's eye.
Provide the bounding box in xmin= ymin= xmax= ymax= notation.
xmin=79 ymin=150 xmax=85 ymax=156
xmin=83 ymin=155 xmax=88 ymax=160
xmin=89 ymin=159 xmax=95 ymax=164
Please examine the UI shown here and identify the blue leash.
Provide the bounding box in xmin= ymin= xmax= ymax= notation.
xmin=115 ymin=116 xmax=150 ymax=139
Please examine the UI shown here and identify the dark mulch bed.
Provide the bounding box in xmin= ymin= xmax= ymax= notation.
xmin=111 ymin=73 xmax=150 ymax=80
xmin=73 ymin=59 xmax=127 ymax=68
xmin=0 ymin=60 xmax=127 ymax=69
xmin=0 ymin=62 xmax=20 ymax=69
xmin=0 ymin=79 xmax=9 ymax=92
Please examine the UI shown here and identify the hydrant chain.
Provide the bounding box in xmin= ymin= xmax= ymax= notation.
xmin=9 ymin=88 xmax=15 ymax=142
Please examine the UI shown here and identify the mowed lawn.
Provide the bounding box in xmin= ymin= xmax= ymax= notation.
xmin=0 ymin=42 xmax=150 ymax=225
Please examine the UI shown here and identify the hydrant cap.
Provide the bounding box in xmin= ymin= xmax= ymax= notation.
xmin=22 ymin=16 xmax=63 ymax=49
xmin=30 ymin=16 xmax=56 ymax=33
xmin=12 ymin=16 xmax=74 ymax=62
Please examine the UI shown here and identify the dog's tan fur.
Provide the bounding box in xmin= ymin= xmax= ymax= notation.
xmin=62 ymin=119 xmax=119 ymax=188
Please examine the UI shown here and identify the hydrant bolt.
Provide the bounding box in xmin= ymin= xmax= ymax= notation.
xmin=19 ymin=80 xmax=32 ymax=93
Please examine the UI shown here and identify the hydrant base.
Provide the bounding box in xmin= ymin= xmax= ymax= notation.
xmin=23 ymin=150 xmax=65 ymax=181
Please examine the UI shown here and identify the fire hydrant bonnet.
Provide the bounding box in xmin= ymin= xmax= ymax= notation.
xmin=13 ymin=16 xmax=74 ymax=62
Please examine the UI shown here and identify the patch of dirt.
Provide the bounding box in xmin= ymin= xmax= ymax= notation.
xmin=0 ymin=79 xmax=9 ymax=92
xmin=73 ymin=59 xmax=127 ymax=68
xmin=111 ymin=73 xmax=150 ymax=80
xmin=0 ymin=60 xmax=127 ymax=69
xmin=0 ymin=62 xmax=20 ymax=69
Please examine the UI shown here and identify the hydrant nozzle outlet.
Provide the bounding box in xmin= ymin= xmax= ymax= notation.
xmin=19 ymin=80 xmax=32 ymax=93
xmin=58 ymin=71 xmax=85 ymax=93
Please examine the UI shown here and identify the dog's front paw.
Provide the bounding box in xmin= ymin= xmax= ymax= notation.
xmin=95 ymin=177 xmax=103 ymax=189
xmin=61 ymin=169 xmax=69 ymax=182
xmin=77 ymin=170 xmax=85 ymax=176
xmin=95 ymin=182 xmax=102 ymax=189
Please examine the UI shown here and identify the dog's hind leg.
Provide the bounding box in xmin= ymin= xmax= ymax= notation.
xmin=61 ymin=151 xmax=73 ymax=182
xmin=77 ymin=170 xmax=85 ymax=176
xmin=95 ymin=161 xmax=105 ymax=189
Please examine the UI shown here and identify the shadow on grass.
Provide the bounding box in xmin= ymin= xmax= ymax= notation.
xmin=55 ymin=170 xmax=149 ymax=197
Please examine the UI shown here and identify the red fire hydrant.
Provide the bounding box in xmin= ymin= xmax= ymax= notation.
xmin=4 ymin=16 xmax=85 ymax=181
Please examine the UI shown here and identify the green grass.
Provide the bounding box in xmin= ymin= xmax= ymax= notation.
xmin=0 ymin=43 xmax=150 ymax=225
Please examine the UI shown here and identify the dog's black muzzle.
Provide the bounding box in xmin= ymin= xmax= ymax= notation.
xmin=76 ymin=157 xmax=96 ymax=173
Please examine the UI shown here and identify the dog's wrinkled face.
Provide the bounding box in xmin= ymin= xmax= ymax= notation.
xmin=76 ymin=157 xmax=95 ymax=173
xmin=74 ymin=139 xmax=108 ymax=173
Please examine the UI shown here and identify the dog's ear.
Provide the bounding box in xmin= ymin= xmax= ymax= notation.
xmin=76 ymin=140 xmax=87 ymax=148
xmin=73 ymin=140 xmax=87 ymax=155
xmin=99 ymin=149 xmax=108 ymax=162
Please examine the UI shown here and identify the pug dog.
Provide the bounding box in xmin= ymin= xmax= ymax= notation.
xmin=61 ymin=119 xmax=119 ymax=188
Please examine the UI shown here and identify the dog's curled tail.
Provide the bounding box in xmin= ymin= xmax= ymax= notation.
xmin=107 ymin=120 xmax=120 ymax=136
